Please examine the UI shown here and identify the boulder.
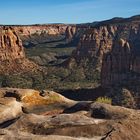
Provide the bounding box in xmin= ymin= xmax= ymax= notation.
xmin=0 ymin=98 xmax=22 ymax=125
xmin=90 ymin=102 xmax=131 ymax=119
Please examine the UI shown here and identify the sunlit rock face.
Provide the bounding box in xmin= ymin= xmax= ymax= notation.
xmin=0 ymin=27 xmax=25 ymax=61
xmin=13 ymin=24 xmax=87 ymax=47
xmin=0 ymin=26 xmax=39 ymax=74
xmin=64 ymin=16 xmax=140 ymax=88
xmin=65 ymin=25 xmax=118 ymax=68
xmin=15 ymin=24 xmax=68 ymax=36
xmin=65 ymin=26 xmax=77 ymax=43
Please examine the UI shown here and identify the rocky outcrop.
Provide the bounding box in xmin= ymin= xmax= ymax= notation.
xmin=100 ymin=38 xmax=140 ymax=107
xmin=0 ymin=27 xmax=25 ymax=61
xmin=65 ymin=16 xmax=140 ymax=88
xmin=101 ymin=23 xmax=140 ymax=87
xmin=101 ymin=39 xmax=131 ymax=87
xmin=0 ymin=26 xmax=40 ymax=74
xmin=66 ymin=17 xmax=140 ymax=70
xmin=66 ymin=25 xmax=117 ymax=68
xmin=65 ymin=26 xmax=77 ymax=43
xmin=15 ymin=24 xmax=68 ymax=46
xmin=59 ymin=16 xmax=140 ymax=110
xmin=91 ymin=102 xmax=131 ymax=119
xmin=12 ymin=24 xmax=87 ymax=47
xmin=0 ymin=130 xmax=97 ymax=140
xmin=0 ymin=87 xmax=140 ymax=140
xmin=0 ymin=98 xmax=22 ymax=124
xmin=14 ymin=24 xmax=68 ymax=36
xmin=0 ymin=88 xmax=75 ymax=114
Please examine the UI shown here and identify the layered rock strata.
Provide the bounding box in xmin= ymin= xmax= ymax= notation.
xmin=66 ymin=16 xmax=140 ymax=87
xmin=101 ymin=39 xmax=131 ymax=87
xmin=0 ymin=27 xmax=39 ymax=74
xmin=101 ymin=23 xmax=140 ymax=87
xmin=11 ymin=24 xmax=88 ymax=46
xmin=0 ymin=27 xmax=25 ymax=60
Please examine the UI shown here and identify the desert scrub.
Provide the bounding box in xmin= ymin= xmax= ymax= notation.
xmin=96 ymin=97 xmax=112 ymax=104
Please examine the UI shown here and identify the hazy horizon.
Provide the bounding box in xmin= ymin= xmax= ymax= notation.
xmin=0 ymin=0 xmax=140 ymax=25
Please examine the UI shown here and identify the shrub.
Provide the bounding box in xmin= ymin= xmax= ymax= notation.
xmin=0 ymin=74 xmax=33 ymax=89
xmin=96 ymin=96 xmax=112 ymax=104
xmin=66 ymin=68 xmax=86 ymax=82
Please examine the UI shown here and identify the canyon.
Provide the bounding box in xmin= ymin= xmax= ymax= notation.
xmin=0 ymin=26 xmax=40 ymax=74
xmin=65 ymin=15 xmax=140 ymax=108
xmin=0 ymin=16 xmax=140 ymax=101
xmin=0 ymin=15 xmax=140 ymax=140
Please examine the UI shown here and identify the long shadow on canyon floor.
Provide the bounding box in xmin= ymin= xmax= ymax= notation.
xmin=58 ymin=86 xmax=108 ymax=101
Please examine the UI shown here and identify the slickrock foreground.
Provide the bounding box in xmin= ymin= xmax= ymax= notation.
xmin=0 ymin=88 xmax=140 ymax=140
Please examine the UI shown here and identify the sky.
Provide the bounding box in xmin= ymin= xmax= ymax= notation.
xmin=0 ymin=0 xmax=140 ymax=25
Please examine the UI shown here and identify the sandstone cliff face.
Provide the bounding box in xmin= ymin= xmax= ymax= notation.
xmin=65 ymin=26 xmax=77 ymax=43
xmin=14 ymin=25 xmax=68 ymax=47
xmin=65 ymin=25 xmax=119 ymax=70
xmin=0 ymin=27 xmax=39 ymax=74
xmin=66 ymin=16 xmax=140 ymax=88
xmin=0 ymin=88 xmax=140 ymax=140
xmin=69 ymin=26 xmax=117 ymax=65
xmin=13 ymin=25 xmax=87 ymax=47
xmin=15 ymin=24 xmax=67 ymax=36
xmin=0 ymin=27 xmax=25 ymax=61
xmin=101 ymin=23 xmax=140 ymax=87
xmin=101 ymin=39 xmax=131 ymax=87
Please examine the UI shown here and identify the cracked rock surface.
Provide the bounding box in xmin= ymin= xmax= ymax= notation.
xmin=0 ymin=88 xmax=140 ymax=140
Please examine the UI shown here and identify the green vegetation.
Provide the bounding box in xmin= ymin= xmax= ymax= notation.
xmin=0 ymin=36 xmax=101 ymax=92
xmin=96 ymin=97 xmax=112 ymax=104
xmin=0 ymin=65 xmax=100 ymax=91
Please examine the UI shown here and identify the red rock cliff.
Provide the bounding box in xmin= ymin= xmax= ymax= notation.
xmin=0 ymin=26 xmax=38 ymax=74
xmin=0 ymin=27 xmax=25 ymax=61
xmin=13 ymin=25 xmax=87 ymax=46
xmin=66 ymin=16 xmax=140 ymax=87
xmin=101 ymin=39 xmax=131 ymax=87
xmin=101 ymin=22 xmax=140 ymax=87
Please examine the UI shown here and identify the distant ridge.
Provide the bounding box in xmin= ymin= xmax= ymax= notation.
xmin=0 ymin=15 xmax=140 ymax=27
